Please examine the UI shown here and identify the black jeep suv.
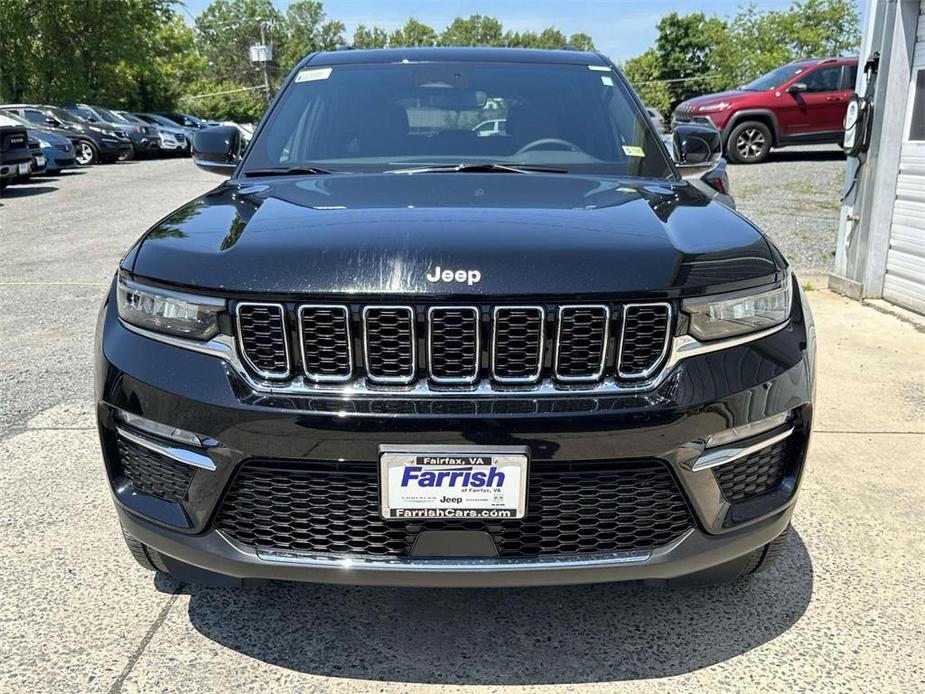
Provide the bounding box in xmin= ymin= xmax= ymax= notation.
xmin=97 ymin=48 xmax=814 ymax=588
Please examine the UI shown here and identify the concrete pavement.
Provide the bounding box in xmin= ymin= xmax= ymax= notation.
xmin=1 ymin=160 xmax=923 ymax=692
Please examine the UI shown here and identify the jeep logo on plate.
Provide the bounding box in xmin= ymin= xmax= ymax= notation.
xmin=426 ymin=266 xmax=481 ymax=286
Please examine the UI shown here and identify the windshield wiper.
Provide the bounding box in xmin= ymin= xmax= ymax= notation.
xmin=243 ymin=166 xmax=336 ymax=177
xmin=386 ymin=163 xmax=569 ymax=175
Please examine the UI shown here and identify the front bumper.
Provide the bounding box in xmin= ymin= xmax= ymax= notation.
xmin=96 ymin=284 xmax=815 ymax=586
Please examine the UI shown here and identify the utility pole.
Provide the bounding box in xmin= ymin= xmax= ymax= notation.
xmin=259 ymin=20 xmax=270 ymax=103
xmin=249 ymin=18 xmax=273 ymax=103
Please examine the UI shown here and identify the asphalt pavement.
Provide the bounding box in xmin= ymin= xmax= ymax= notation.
xmin=1 ymin=158 xmax=923 ymax=692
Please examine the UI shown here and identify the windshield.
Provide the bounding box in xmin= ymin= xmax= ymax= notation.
xmin=0 ymin=110 xmax=30 ymax=127
xmin=95 ymin=106 xmax=121 ymax=122
xmin=243 ymin=61 xmax=671 ymax=178
xmin=49 ymin=107 xmax=83 ymax=123
xmin=741 ymin=64 xmax=806 ymax=91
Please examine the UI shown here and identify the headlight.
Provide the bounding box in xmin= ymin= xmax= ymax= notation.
xmin=117 ymin=277 xmax=224 ymax=340
xmin=683 ymin=280 xmax=792 ymax=341
xmin=37 ymin=138 xmax=51 ymax=148
xmin=697 ymin=101 xmax=732 ymax=113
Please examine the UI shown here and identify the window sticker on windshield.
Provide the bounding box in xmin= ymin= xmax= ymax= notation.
xmin=588 ymin=65 xmax=610 ymax=72
xmin=600 ymin=75 xmax=614 ymax=87
xmin=622 ymin=145 xmax=645 ymax=157
xmin=295 ymin=67 xmax=332 ymax=83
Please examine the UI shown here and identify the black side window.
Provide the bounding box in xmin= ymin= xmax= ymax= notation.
xmin=24 ymin=109 xmax=45 ymax=124
xmin=802 ymin=66 xmax=842 ymax=93
xmin=844 ymin=65 xmax=858 ymax=91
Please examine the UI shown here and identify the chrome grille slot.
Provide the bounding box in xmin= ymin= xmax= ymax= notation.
xmin=363 ymin=306 xmax=416 ymax=384
xmin=618 ymin=303 xmax=671 ymax=379
xmin=428 ymin=306 xmax=480 ymax=384
xmin=554 ymin=305 xmax=610 ymax=382
xmin=298 ymin=305 xmax=353 ymax=382
xmin=236 ymin=303 xmax=290 ymax=379
xmin=492 ymin=306 xmax=544 ymax=383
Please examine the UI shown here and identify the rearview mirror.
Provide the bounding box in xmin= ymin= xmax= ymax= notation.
xmin=192 ymin=126 xmax=241 ymax=175
xmin=786 ymin=82 xmax=807 ymax=94
xmin=671 ymin=124 xmax=722 ymax=175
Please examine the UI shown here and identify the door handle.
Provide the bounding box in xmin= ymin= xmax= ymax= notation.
xmin=825 ymin=96 xmax=843 ymax=102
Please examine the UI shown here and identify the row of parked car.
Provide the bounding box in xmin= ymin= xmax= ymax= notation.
xmin=0 ymin=103 xmax=227 ymax=189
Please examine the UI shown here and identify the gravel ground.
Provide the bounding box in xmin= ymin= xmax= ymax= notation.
xmin=2 ymin=155 xmax=923 ymax=693
xmin=728 ymin=144 xmax=846 ymax=279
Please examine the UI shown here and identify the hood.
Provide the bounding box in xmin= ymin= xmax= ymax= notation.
xmin=129 ymin=173 xmax=779 ymax=297
xmin=28 ymin=128 xmax=69 ymax=146
xmin=678 ymin=89 xmax=749 ymax=110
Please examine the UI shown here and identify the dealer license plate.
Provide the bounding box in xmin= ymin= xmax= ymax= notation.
xmin=18 ymin=162 xmax=30 ymax=174
xmin=35 ymin=155 xmax=46 ymax=167
xmin=379 ymin=445 xmax=529 ymax=520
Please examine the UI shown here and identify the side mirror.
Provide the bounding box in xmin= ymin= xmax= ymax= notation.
xmin=786 ymin=82 xmax=807 ymax=94
xmin=192 ymin=125 xmax=241 ymax=175
xmin=44 ymin=117 xmax=59 ymax=126
xmin=671 ymin=124 xmax=721 ymax=175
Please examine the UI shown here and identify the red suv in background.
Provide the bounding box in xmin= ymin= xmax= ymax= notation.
xmin=672 ymin=57 xmax=858 ymax=164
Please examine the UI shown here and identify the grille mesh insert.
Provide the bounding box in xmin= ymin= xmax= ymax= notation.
xmin=237 ymin=304 xmax=289 ymax=377
xmin=118 ymin=437 xmax=194 ymax=503
xmin=428 ymin=307 xmax=479 ymax=382
xmin=364 ymin=307 xmax=415 ymax=382
xmin=493 ymin=307 xmax=544 ymax=382
xmin=215 ymin=460 xmax=693 ymax=557
xmin=299 ymin=306 xmax=352 ymax=381
xmin=714 ymin=439 xmax=790 ymax=503
xmin=619 ymin=304 xmax=671 ymax=378
xmin=555 ymin=306 xmax=609 ymax=381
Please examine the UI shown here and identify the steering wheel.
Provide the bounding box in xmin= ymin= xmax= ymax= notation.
xmin=515 ymin=138 xmax=582 ymax=155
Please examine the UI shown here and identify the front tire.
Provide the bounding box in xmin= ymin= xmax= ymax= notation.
xmin=726 ymin=120 xmax=772 ymax=164
xmin=654 ymin=525 xmax=791 ymax=587
xmin=122 ymin=529 xmax=171 ymax=574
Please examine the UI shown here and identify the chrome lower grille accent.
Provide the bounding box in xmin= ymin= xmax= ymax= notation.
xmin=231 ymin=300 xmax=675 ymax=391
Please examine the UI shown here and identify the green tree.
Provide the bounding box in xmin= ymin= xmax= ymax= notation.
xmin=280 ymin=0 xmax=344 ymax=68
xmin=567 ymin=33 xmax=596 ymax=52
xmin=439 ymin=15 xmax=504 ymax=46
xmin=352 ymin=24 xmax=389 ymax=49
xmin=621 ymin=49 xmax=672 ymax=115
xmin=654 ymin=11 xmax=728 ymax=108
xmin=194 ymin=0 xmax=286 ymax=85
xmin=389 ymin=18 xmax=438 ymax=47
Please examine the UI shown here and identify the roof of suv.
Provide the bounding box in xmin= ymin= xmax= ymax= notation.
xmin=305 ymin=47 xmax=607 ymax=67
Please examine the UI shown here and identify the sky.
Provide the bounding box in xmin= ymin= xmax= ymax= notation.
xmin=175 ymin=0 xmax=815 ymax=63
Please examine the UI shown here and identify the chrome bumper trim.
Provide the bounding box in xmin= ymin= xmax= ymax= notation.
xmin=689 ymin=427 xmax=795 ymax=472
xmin=115 ymin=426 xmax=216 ymax=471
xmin=253 ymin=529 xmax=694 ymax=571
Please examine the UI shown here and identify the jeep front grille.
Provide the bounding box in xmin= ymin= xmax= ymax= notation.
xmin=492 ymin=306 xmax=544 ymax=383
xmin=363 ymin=306 xmax=416 ymax=384
xmin=618 ymin=303 xmax=671 ymax=378
xmin=233 ymin=300 xmax=673 ymax=391
xmin=298 ymin=305 xmax=352 ymax=382
xmin=555 ymin=305 xmax=610 ymax=382
xmin=428 ymin=306 xmax=480 ymax=383
xmin=236 ymin=303 xmax=290 ymax=379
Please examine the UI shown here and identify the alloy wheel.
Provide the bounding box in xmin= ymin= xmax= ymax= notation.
xmin=735 ymin=128 xmax=766 ymax=160
xmin=76 ymin=142 xmax=94 ymax=165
